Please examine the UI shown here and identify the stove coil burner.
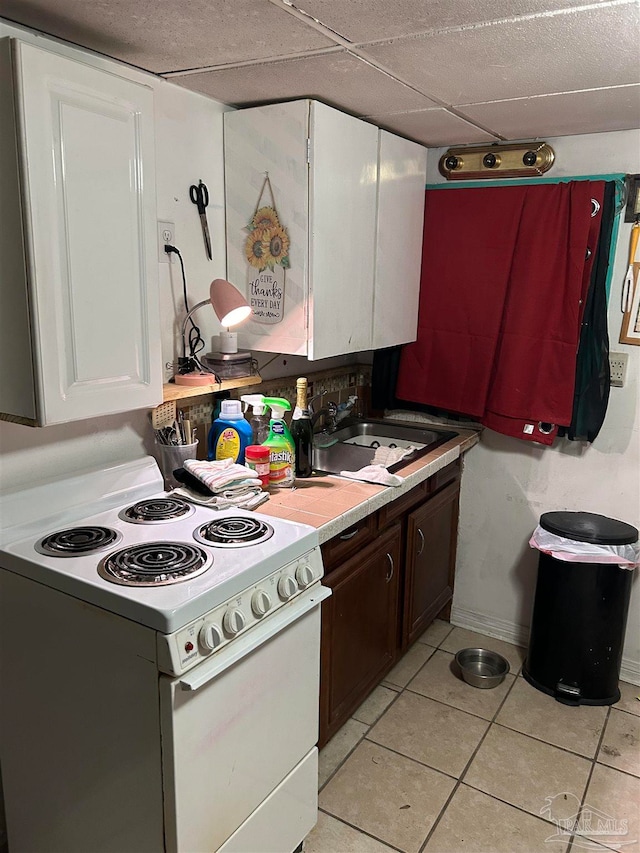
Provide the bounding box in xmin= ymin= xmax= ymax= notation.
xmin=37 ymin=526 xmax=122 ymax=557
xmin=195 ymin=516 xmax=275 ymax=548
xmin=98 ymin=542 xmax=211 ymax=586
xmin=121 ymin=497 xmax=194 ymax=524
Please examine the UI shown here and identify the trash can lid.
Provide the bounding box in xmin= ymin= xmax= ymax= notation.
xmin=540 ymin=512 xmax=638 ymax=546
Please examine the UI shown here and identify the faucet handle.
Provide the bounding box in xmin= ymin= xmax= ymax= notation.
xmin=307 ymin=389 xmax=327 ymax=415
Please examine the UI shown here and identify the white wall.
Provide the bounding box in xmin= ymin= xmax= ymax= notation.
xmin=426 ymin=131 xmax=640 ymax=683
xmin=0 ymin=19 xmax=230 ymax=490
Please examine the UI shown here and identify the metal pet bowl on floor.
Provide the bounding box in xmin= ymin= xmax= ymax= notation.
xmin=455 ymin=648 xmax=510 ymax=689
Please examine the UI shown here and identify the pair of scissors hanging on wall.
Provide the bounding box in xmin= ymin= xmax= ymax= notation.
xmin=190 ymin=179 xmax=212 ymax=260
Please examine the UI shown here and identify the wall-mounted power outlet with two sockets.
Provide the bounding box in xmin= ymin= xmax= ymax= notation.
xmin=158 ymin=221 xmax=176 ymax=263
xmin=609 ymin=351 xmax=629 ymax=387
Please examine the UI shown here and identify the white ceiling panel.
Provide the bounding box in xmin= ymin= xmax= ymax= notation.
xmin=0 ymin=0 xmax=335 ymax=72
xmin=364 ymin=108 xmax=499 ymax=147
xmin=2 ymin=0 xmax=639 ymax=146
xmin=361 ymin=3 xmax=640 ymax=105
xmin=172 ymin=51 xmax=437 ymax=115
xmin=458 ymin=85 xmax=640 ymax=139
xmin=289 ymin=0 xmax=614 ymax=44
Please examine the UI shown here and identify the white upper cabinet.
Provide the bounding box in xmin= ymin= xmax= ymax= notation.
xmin=224 ymin=99 xmax=379 ymax=360
xmin=224 ymin=100 xmax=426 ymax=359
xmin=0 ymin=39 xmax=161 ymax=426
xmin=372 ymin=131 xmax=427 ymax=350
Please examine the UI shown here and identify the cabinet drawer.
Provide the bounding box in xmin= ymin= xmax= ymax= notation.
xmin=321 ymin=513 xmax=377 ymax=573
xmin=376 ymin=481 xmax=428 ymax=530
xmin=427 ymin=459 xmax=461 ymax=495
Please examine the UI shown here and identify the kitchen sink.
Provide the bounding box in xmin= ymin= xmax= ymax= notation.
xmin=312 ymin=418 xmax=458 ymax=476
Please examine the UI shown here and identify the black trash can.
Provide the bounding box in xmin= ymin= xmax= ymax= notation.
xmin=523 ymin=511 xmax=638 ymax=706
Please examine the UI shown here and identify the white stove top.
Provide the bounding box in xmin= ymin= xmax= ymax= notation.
xmin=0 ymin=458 xmax=319 ymax=633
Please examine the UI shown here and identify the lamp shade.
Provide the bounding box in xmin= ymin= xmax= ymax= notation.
xmin=209 ymin=279 xmax=251 ymax=328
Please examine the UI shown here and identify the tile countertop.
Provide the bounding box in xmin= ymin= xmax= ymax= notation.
xmin=257 ymin=429 xmax=480 ymax=545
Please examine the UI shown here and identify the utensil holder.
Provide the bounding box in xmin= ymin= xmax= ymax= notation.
xmin=155 ymin=441 xmax=199 ymax=490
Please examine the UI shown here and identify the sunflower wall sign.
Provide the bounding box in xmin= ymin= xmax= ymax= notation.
xmin=245 ymin=174 xmax=290 ymax=325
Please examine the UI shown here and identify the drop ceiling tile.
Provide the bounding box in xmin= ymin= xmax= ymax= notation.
xmin=0 ymin=0 xmax=336 ymax=73
xmin=365 ymin=108 xmax=498 ymax=147
xmin=458 ymin=85 xmax=640 ymax=140
xmin=172 ymin=51 xmax=437 ymax=114
xmin=360 ymin=3 xmax=640 ymax=105
xmin=290 ymin=0 xmax=614 ymax=44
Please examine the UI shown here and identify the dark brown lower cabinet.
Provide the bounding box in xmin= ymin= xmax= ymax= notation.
xmin=318 ymin=461 xmax=462 ymax=747
xmin=319 ymin=523 xmax=401 ymax=747
xmin=402 ymin=480 xmax=460 ymax=649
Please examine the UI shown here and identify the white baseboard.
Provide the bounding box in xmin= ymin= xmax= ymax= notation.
xmin=450 ymin=605 xmax=640 ymax=687
xmin=450 ymin=605 xmax=530 ymax=648
xmin=620 ymin=657 xmax=640 ymax=686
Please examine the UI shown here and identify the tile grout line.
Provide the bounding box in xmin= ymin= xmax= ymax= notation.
xmin=402 ymin=677 xmax=517 ymax=725
xmin=322 ymin=626 xmax=637 ymax=853
xmin=317 ymin=725 xmax=369 ymax=794
xmin=319 ymin=624 xmax=633 ymax=851
xmin=317 ymin=624 xmax=526 ymax=849
xmin=318 ymin=687 xmax=405 ymax=793
xmin=459 ymin=781 xmax=587 ymax=833
xmin=489 ymin=718 xmax=604 ymax=762
xmin=568 ymin=704 xmax=613 ymax=853
xmin=316 ymin=807 xmax=405 ymax=853
xmin=359 ymin=737 xmax=460 ymax=784
xmin=317 ymin=626 xmax=455 ymax=795
xmin=417 ymin=662 xmax=522 ymax=852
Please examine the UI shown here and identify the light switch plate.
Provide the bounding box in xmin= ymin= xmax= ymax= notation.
xmin=609 ymin=351 xmax=628 ymax=387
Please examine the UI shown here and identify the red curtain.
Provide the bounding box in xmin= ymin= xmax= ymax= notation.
xmin=396 ymin=181 xmax=605 ymax=444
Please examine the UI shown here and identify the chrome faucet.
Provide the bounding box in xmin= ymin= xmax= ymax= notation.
xmin=308 ymin=391 xmax=358 ymax=433
xmin=308 ymin=390 xmax=337 ymax=432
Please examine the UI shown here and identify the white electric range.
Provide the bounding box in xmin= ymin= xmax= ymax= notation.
xmin=0 ymin=456 xmax=329 ymax=853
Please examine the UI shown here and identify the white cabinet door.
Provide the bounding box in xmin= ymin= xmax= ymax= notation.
xmin=224 ymin=101 xmax=310 ymax=356
xmin=2 ymin=40 xmax=161 ymax=425
xmin=224 ymin=100 xmax=378 ymax=360
xmin=372 ymin=131 xmax=427 ymax=349
xmin=309 ymin=102 xmax=378 ymax=360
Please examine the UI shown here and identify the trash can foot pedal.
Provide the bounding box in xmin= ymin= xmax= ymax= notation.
xmin=555 ymin=681 xmax=581 ymax=706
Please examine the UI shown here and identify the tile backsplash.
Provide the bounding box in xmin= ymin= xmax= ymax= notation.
xmin=176 ymin=364 xmax=372 ymax=459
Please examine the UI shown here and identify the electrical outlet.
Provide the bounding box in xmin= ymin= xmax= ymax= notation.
xmin=158 ymin=221 xmax=176 ymax=263
xmin=609 ymin=351 xmax=629 ymax=387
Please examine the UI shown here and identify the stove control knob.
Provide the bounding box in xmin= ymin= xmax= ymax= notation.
xmin=278 ymin=574 xmax=298 ymax=600
xmin=223 ymin=607 xmax=246 ymax=636
xmin=295 ymin=564 xmax=315 ymax=588
xmin=199 ymin=622 xmax=223 ymax=652
xmin=251 ymin=589 xmax=272 ymax=617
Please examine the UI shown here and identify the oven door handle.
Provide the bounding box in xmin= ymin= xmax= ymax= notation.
xmin=178 ymin=584 xmax=332 ymax=692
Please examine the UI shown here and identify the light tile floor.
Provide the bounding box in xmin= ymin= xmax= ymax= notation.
xmin=306 ymin=621 xmax=640 ymax=853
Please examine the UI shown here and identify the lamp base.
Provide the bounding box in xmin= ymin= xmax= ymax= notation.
xmin=173 ymin=372 xmax=219 ymax=387
xmin=219 ymin=331 xmax=238 ymax=354
xmin=202 ymin=350 xmax=253 ymax=380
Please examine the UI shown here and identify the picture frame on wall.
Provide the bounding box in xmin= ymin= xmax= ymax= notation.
xmin=620 ymin=262 xmax=640 ymax=346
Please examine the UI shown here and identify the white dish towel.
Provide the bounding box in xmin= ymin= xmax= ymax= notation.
xmin=339 ymin=464 xmax=404 ymax=487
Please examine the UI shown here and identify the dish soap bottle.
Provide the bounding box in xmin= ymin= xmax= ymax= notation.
xmin=262 ymin=397 xmax=295 ymax=488
xmin=207 ymin=399 xmax=252 ymax=464
xmin=241 ymin=394 xmax=270 ymax=444
xmin=291 ymin=378 xmax=313 ymax=478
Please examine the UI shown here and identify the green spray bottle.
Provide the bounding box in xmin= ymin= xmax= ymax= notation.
xmin=262 ymin=397 xmax=295 ymax=488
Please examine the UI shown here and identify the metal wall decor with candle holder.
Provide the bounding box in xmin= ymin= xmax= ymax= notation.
xmin=245 ymin=173 xmax=290 ymax=325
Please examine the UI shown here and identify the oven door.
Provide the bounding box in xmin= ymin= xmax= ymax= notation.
xmin=160 ymin=584 xmax=330 ymax=853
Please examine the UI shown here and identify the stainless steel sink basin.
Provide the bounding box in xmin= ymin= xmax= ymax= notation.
xmin=312 ymin=419 xmax=458 ymax=476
